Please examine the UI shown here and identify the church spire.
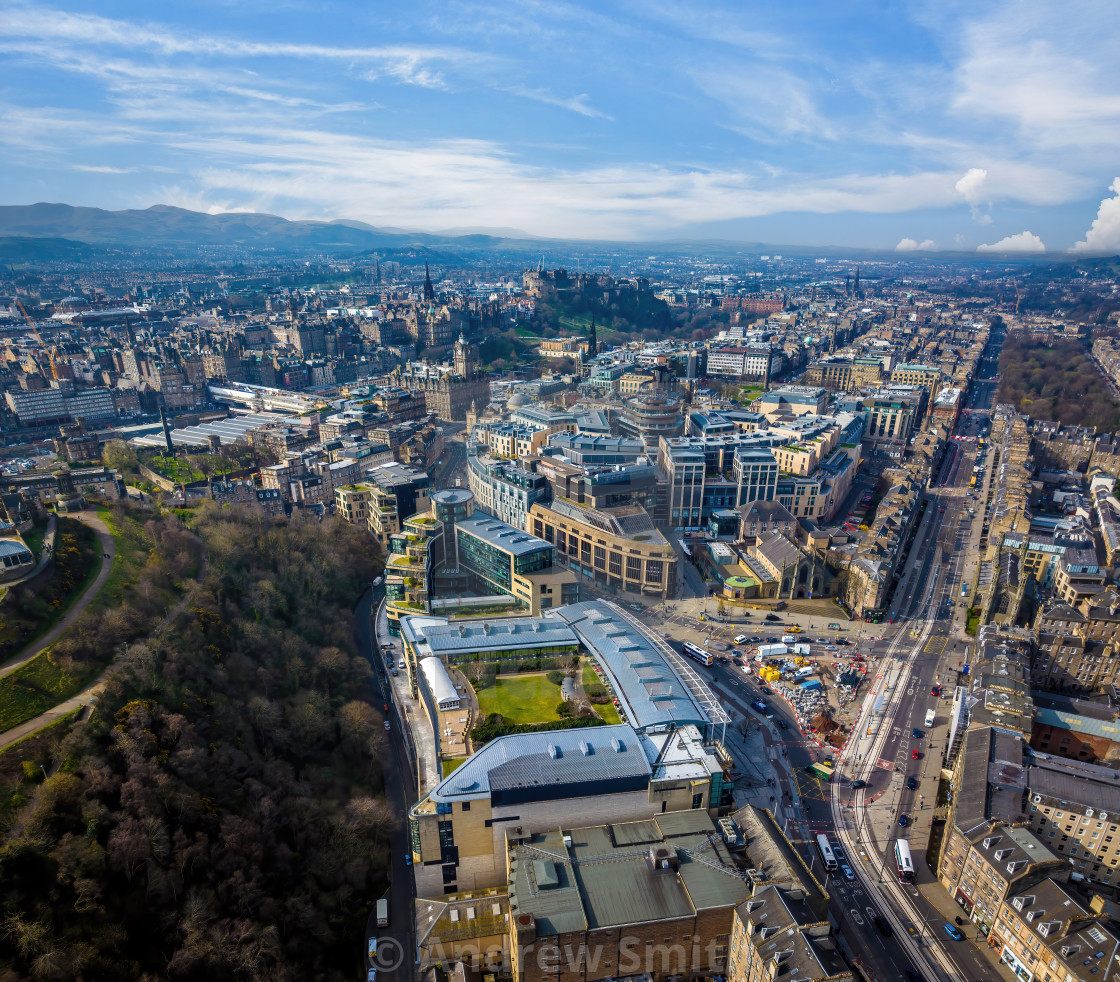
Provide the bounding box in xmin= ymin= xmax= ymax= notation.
xmin=587 ymin=312 xmax=597 ymax=358
xmin=423 ymin=263 xmax=435 ymax=302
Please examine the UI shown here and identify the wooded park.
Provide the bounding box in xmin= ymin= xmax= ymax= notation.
xmin=0 ymin=503 xmax=389 ymax=981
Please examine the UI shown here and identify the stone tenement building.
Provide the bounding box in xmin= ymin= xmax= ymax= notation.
xmin=397 ymin=333 xmax=490 ymax=422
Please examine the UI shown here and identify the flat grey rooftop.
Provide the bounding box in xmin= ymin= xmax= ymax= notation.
xmin=402 ymin=615 xmax=578 ymax=657
xmin=1029 ymin=753 xmax=1120 ymax=812
xmin=509 ymin=813 xmax=749 ymax=936
xmin=456 ymin=515 xmax=552 ymax=556
xmin=428 ymin=724 xmax=650 ymax=805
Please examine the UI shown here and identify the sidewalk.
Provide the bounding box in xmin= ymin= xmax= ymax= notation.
xmin=914 ymin=877 xmax=1019 ymax=982
xmin=0 ymin=512 xmax=114 ymax=679
xmin=374 ymin=600 xmax=441 ymax=798
xmin=0 ymin=530 xmax=204 ymax=751
xmin=3 ymin=514 xmax=57 ymax=587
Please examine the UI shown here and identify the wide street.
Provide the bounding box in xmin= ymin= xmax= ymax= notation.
xmin=630 ymin=336 xmax=1008 ymax=982
xmin=356 ymin=333 xmax=1009 ymax=982
xmin=356 ymin=586 xmax=417 ymax=982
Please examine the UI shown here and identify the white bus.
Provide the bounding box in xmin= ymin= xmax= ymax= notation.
xmin=815 ymin=834 xmax=837 ymax=872
xmin=894 ymin=839 xmax=914 ymax=883
xmin=681 ymin=640 xmax=714 ymax=667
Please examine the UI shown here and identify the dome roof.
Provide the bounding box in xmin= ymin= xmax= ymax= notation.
xmin=507 ymin=392 xmax=531 ymax=408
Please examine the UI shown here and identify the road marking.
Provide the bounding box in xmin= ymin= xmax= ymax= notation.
xmin=877 ymin=758 xmax=894 ymax=770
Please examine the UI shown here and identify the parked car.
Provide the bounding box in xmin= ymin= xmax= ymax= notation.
xmin=898 ymin=814 xmax=909 ymax=827
xmin=369 ymin=938 xmax=378 ymax=958
xmin=912 ymin=749 xmax=921 ymax=759
xmin=944 ymin=923 xmax=963 ymax=941
xmin=906 ymin=776 xmax=918 ymax=790
xmin=368 ymin=970 xmax=377 ymax=982
xmin=912 ymin=727 xmax=922 ymax=738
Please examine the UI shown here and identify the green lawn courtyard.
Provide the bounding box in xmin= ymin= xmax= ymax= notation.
xmin=476 ymin=673 xmax=565 ymax=725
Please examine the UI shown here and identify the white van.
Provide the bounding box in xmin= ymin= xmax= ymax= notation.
xmin=734 ymin=635 xmax=747 ymax=644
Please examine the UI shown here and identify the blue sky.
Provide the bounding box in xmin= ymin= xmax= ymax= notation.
xmin=1 ymin=0 xmax=1119 ymax=252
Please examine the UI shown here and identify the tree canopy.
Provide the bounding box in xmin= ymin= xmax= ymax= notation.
xmin=997 ymin=334 xmax=1120 ymax=431
xmin=0 ymin=503 xmax=389 ymax=981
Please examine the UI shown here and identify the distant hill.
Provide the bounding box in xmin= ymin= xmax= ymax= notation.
xmin=0 ymin=235 xmax=96 ymax=262
xmin=0 ymin=203 xmax=536 ymax=254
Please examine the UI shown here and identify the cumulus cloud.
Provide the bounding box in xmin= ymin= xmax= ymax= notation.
xmin=955 ymin=167 xmax=987 ymax=203
xmin=955 ymin=167 xmax=992 ymax=222
xmin=1070 ymin=178 xmax=1120 ymax=254
xmin=896 ymin=237 xmax=937 ymax=251
xmin=977 ymin=231 xmax=1046 ymax=253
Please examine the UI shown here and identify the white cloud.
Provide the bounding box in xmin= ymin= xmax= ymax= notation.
xmin=977 ymin=231 xmax=1046 ymax=253
xmin=955 ymin=166 xmax=993 ymax=223
xmin=692 ymin=65 xmax=836 ymax=142
xmin=0 ymin=5 xmax=492 ymax=87
xmin=501 ymin=86 xmax=612 ymax=120
xmin=1070 ymin=178 xmax=1120 ymax=254
xmin=951 ymin=2 xmax=1120 ymax=154
xmin=73 ymin=164 xmax=133 ymax=174
xmin=896 ymin=238 xmax=937 ymax=251
xmin=955 ymin=167 xmax=987 ymax=203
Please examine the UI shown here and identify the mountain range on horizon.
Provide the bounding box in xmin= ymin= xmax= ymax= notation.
xmin=0 ymin=202 xmax=1095 ymax=263
xmin=0 ymin=202 xmax=542 ymax=255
